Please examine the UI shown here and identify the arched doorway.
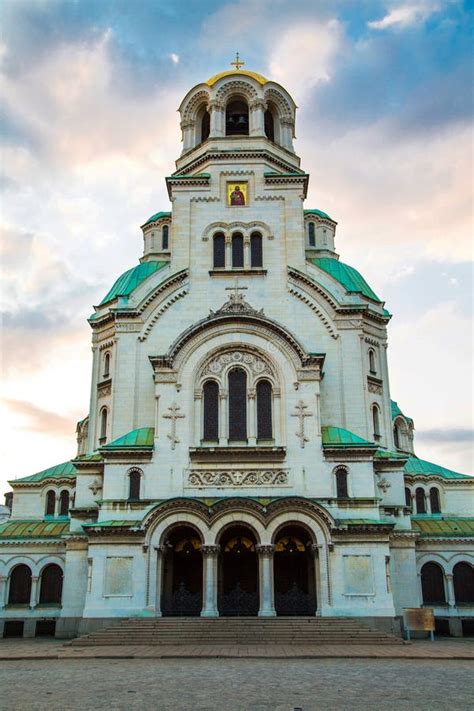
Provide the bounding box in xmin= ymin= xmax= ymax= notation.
xmin=161 ymin=526 xmax=203 ymax=616
xmin=274 ymin=525 xmax=317 ymax=616
xmin=8 ymin=564 xmax=32 ymax=605
xmin=39 ymin=564 xmax=63 ymax=605
xmin=421 ymin=562 xmax=446 ymax=604
xmin=218 ymin=525 xmax=259 ymax=616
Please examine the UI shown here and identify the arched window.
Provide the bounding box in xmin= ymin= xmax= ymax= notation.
xmin=213 ymin=233 xmax=225 ymax=268
xmin=250 ymin=232 xmax=263 ymax=268
xmin=256 ymin=380 xmax=272 ymax=440
xmin=128 ymin=469 xmax=141 ymax=500
xmin=39 ymin=564 xmax=63 ymax=605
xmin=226 ymin=99 xmax=249 ymax=136
xmin=429 ymin=487 xmax=441 ymax=514
xmin=8 ymin=564 xmax=32 ymax=605
xmin=264 ymin=110 xmax=274 ymax=141
xmin=201 ymin=111 xmax=210 ymax=143
xmin=231 ymin=233 xmax=244 ymax=268
xmin=5 ymin=492 xmax=13 ymax=510
xmin=162 ymin=224 xmax=169 ymax=250
xmin=103 ymin=352 xmax=110 ymax=378
xmin=421 ymin=562 xmax=446 ymax=604
xmin=228 ymin=367 xmax=247 ymax=441
xmin=59 ymin=490 xmax=69 ymax=517
xmin=308 ymin=222 xmax=316 ymax=247
xmin=394 ymin=424 xmax=400 ymax=449
xmin=368 ymin=349 xmax=376 ymax=374
xmin=203 ymin=380 xmax=219 ymax=441
xmin=453 ymin=562 xmax=474 ymax=604
xmin=372 ymin=405 xmax=381 ymax=441
xmin=415 ymin=487 xmax=426 ymax=514
xmin=99 ymin=408 xmax=108 ymax=443
xmin=405 ymin=487 xmax=412 ymax=508
xmin=45 ymin=490 xmax=56 ymax=517
xmin=335 ymin=468 xmax=348 ymax=498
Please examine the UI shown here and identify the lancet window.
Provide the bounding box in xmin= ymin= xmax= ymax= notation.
xmin=308 ymin=222 xmax=316 ymax=247
xmin=59 ymin=490 xmax=70 ymax=517
xmin=231 ymin=233 xmax=244 ymax=268
xmin=45 ymin=490 xmax=56 ymax=516
xmin=128 ymin=469 xmax=142 ymax=501
xmin=162 ymin=224 xmax=169 ymax=250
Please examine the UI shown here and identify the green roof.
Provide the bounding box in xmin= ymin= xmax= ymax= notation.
xmin=73 ymin=452 xmax=103 ymax=462
xmin=99 ymin=261 xmax=167 ymax=306
xmin=143 ymin=211 xmax=171 ymax=226
xmin=82 ymin=520 xmax=141 ymax=529
xmin=404 ymin=456 xmax=471 ymax=480
xmin=411 ymin=517 xmax=474 ymax=537
xmin=374 ymin=448 xmax=408 ymax=460
xmin=311 ymin=258 xmax=382 ymax=303
xmin=304 ymin=208 xmax=333 ymax=221
xmin=102 ymin=427 xmax=155 ymax=449
xmin=11 ymin=460 xmax=77 ymax=485
xmin=391 ymin=400 xmax=413 ymax=424
xmin=0 ymin=519 xmax=70 ymax=539
xmin=321 ymin=426 xmax=376 ymax=448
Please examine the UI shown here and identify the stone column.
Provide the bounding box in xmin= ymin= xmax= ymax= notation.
xmin=248 ymin=388 xmax=256 ymax=445
xmin=180 ymin=120 xmax=195 ymax=153
xmin=209 ymin=101 xmax=225 ymax=137
xmin=154 ymin=546 xmax=165 ymax=617
xmin=194 ymin=390 xmax=202 ymax=446
xmin=273 ymin=388 xmax=281 ymax=443
xmin=219 ymin=389 xmax=228 ymax=445
xmin=249 ymin=100 xmax=265 ymax=136
xmin=30 ymin=575 xmax=39 ymax=609
xmin=313 ymin=543 xmax=331 ymax=613
xmin=446 ymin=573 xmax=456 ymax=608
xmin=201 ymin=545 xmax=220 ymax=617
xmin=257 ymin=545 xmax=276 ymax=617
xmin=244 ymin=234 xmax=251 ymax=269
xmin=280 ymin=118 xmax=294 ymax=152
xmin=0 ymin=575 xmax=6 ymax=608
xmin=225 ymin=234 xmax=232 ymax=270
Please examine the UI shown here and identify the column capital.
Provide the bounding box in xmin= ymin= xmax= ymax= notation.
xmin=256 ymin=544 xmax=275 ymax=557
xmin=310 ymin=543 xmax=322 ymax=556
xmin=154 ymin=545 xmax=167 ymax=554
xmin=201 ymin=544 xmax=220 ymax=556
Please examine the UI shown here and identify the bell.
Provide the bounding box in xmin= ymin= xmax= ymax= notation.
xmin=237 ymin=115 xmax=247 ymax=126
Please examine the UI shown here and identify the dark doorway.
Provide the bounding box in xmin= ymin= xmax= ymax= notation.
xmin=274 ymin=526 xmax=317 ymax=616
xmin=421 ymin=562 xmax=446 ymax=604
xmin=161 ymin=526 xmax=203 ymax=616
xmin=3 ymin=621 xmax=24 ymax=638
xmin=36 ymin=620 xmax=56 ymax=637
xmin=8 ymin=565 xmax=32 ymax=605
xmin=218 ymin=525 xmax=259 ymax=616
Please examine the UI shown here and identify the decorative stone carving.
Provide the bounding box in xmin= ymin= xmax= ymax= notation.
xmin=89 ymin=478 xmax=102 ymax=496
xmin=256 ymin=544 xmax=275 ymax=556
xmin=291 ymin=400 xmax=312 ymax=448
xmin=202 ymin=350 xmax=273 ymax=379
xmin=97 ymin=382 xmax=112 ymax=398
xmin=187 ymin=470 xmax=289 ymax=487
xmin=163 ymin=402 xmax=185 ymax=450
xmin=377 ymin=476 xmax=391 ymax=493
xmin=201 ymin=545 xmax=220 ymax=556
xmin=210 ymin=284 xmax=264 ymax=317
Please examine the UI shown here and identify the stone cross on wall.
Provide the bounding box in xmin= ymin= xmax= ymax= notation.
xmin=291 ymin=400 xmax=312 ymax=448
xmin=163 ymin=402 xmax=185 ymax=450
xmin=225 ymin=280 xmax=248 ymax=309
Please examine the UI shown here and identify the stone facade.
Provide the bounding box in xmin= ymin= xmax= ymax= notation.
xmin=1 ymin=67 xmax=473 ymax=639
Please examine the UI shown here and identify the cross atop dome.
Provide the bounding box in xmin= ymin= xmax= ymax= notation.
xmin=230 ymin=52 xmax=245 ymax=71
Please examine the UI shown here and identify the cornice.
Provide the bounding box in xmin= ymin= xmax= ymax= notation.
xmin=175 ymin=149 xmax=301 ymax=179
xmin=404 ymin=474 xmax=474 ymax=486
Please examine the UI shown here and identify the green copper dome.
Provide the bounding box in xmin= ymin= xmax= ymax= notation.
xmin=311 ymin=258 xmax=382 ymax=303
xmin=99 ymin=261 xmax=167 ymax=306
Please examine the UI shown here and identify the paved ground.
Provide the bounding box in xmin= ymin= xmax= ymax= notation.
xmin=1 ymin=637 xmax=473 ymax=659
xmin=0 ymin=657 xmax=473 ymax=710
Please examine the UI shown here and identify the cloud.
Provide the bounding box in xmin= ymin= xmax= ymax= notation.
xmin=416 ymin=428 xmax=473 ymax=443
xmin=368 ymin=1 xmax=444 ymax=30
xmin=169 ymin=53 xmax=180 ymax=64
xmin=3 ymin=399 xmax=81 ymax=438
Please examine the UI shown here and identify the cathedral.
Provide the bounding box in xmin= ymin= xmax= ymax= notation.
xmin=1 ymin=63 xmax=473 ymax=640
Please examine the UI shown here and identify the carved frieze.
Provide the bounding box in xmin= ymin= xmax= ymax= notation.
xmin=202 ymin=350 xmax=274 ymax=379
xmin=187 ymin=469 xmax=289 ymax=487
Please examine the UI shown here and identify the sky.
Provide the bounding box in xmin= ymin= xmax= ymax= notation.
xmin=0 ymin=0 xmax=472 ymax=493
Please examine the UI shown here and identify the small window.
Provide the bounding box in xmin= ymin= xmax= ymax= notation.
xmin=405 ymin=487 xmax=411 ymax=508
xmin=368 ymin=349 xmax=376 ymax=375
xmin=335 ymin=468 xmax=348 ymax=498
xmin=308 ymin=222 xmax=316 ymax=247
xmin=394 ymin=424 xmax=400 ymax=449
xmin=256 ymin=380 xmax=272 ymax=440
xmin=99 ymin=408 xmax=108 ymax=443
xmin=201 ymin=111 xmax=210 ymax=143
xmin=213 ymin=233 xmax=225 ymax=268
xmin=4 ymin=492 xmax=13 ymax=510
xmin=162 ymin=224 xmax=169 ymax=250
xmin=231 ymin=233 xmax=244 ymax=268
xmin=128 ymin=469 xmax=141 ymax=500
xmin=264 ymin=110 xmax=274 ymax=141
xmin=429 ymin=487 xmax=441 ymax=514
xmin=415 ymin=487 xmax=426 ymax=514
xmin=59 ymin=490 xmax=70 ymax=517
xmin=250 ymin=232 xmax=263 ymax=268
xmin=103 ymin=352 xmax=110 ymax=378
xmin=45 ymin=490 xmax=56 ymax=516
xmin=372 ymin=405 xmax=381 ymax=441
xmin=203 ymin=380 xmax=219 ymax=441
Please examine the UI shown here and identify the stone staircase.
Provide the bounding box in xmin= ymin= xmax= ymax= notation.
xmin=70 ymin=617 xmax=403 ymax=646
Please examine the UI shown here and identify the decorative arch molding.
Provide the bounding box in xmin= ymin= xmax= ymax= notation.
xmin=197 ymin=344 xmax=278 ymax=388
xmin=263 ymin=87 xmax=294 ymax=121
xmin=215 ymin=79 xmax=259 ymax=105
xmin=203 ymin=220 xmax=273 ymax=242
xmin=287 ymin=284 xmax=338 ymax=339
xmin=180 ymin=88 xmax=211 ymax=123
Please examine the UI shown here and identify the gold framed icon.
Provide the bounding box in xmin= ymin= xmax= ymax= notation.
xmin=227 ymin=182 xmax=247 ymax=207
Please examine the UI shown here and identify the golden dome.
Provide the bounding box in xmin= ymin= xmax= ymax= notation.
xmin=206 ymin=69 xmax=268 ymax=87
